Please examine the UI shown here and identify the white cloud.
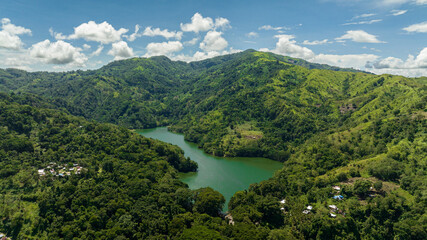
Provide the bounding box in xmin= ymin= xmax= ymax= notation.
xmin=403 ymin=21 xmax=427 ymax=33
xmin=246 ymin=32 xmax=259 ymax=38
xmin=343 ymin=19 xmax=383 ymax=25
xmin=49 ymin=28 xmax=67 ymax=40
xmin=258 ymin=25 xmax=289 ymax=31
xmin=352 ymin=13 xmax=376 ymax=19
xmin=336 ymin=30 xmax=385 ymax=43
xmin=313 ymin=54 xmax=379 ymax=68
xmin=302 ymin=39 xmax=331 ymax=45
xmin=108 ymin=41 xmax=134 ymax=60
xmin=379 ymin=0 xmax=427 ymax=5
xmin=68 ymin=21 xmax=128 ymax=44
xmin=0 ymin=32 xmax=24 ymax=50
xmin=415 ymin=0 xmax=427 ymax=4
xmin=0 ymin=18 xmax=31 ymax=50
xmin=214 ymin=17 xmax=231 ymax=30
xmin=266 ymin=34 xmax=315 ymax=59
xmin=145 ymin=41 xmax=183 ymax=57
xmin=142 ymin=26 xmax=183 ymax=40
xmin=390 ymin=9 xmax=407 ymax=16
xmin=368 ymin=47 xmax=427 ymax=69
xmin=174 ymin=48 xmax=241 ymax=62
xmin=260 ymin=34 xmax=379 ymax=71
xmin=366 ymin=47 xmax=427 ymax=76
xmin=83 ymin=44 xmax=91 ymax=50
xmin=200 ymin=31 xmax=228 ymax=52
xmin=379 ymin=0 xmax=411 ymax=6
xmin=184 ymin=37 xmax=199 ymax=46
xmin=181 ymin=13 xmax=214 ymax=33
xmin=125 ymin=24 xmax=141 ymax=42
xmin=1 ymin=18 xmax=31 ymax=35
xmin=91 ymin=45 xmax=104 ymax=56
xmin=30 ymin=40 xmax=87 ymax=65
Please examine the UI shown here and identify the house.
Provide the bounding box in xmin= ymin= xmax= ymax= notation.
xmin=329 ymin=213 xmax=337 ymax=218
xmin=280 ymin=199 xmax=286 ymax=204
xmin=332 ymin=186 xmax=341 ymax=191
xmin=333 ymin=195 xmax=344 ymax=200
xmin=307 ymin=205 xmax=313 ymax=210
xmin=329 ymin=205 xmax=338 ymax=211
xmin=38 ymin=169 xmax=45 ymax=176
xmin=302 ymin=210 xmax=310 ymax=214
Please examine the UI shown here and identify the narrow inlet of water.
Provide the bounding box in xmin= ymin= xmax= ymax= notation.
xmin=137 ymin=127 xmax=283 ymax=211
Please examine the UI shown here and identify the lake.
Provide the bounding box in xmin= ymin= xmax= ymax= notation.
xmin=137 ymin=127 xmax=283 ymax=211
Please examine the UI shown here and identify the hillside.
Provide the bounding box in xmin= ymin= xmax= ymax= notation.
xmin=1 ymin=50 xmax=424 ymax=161
xmin=0 ymin=50 xmax=426 ymax=239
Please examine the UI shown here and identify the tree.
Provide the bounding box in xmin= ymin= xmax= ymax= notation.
xmin=353 ymin=180 xmax=372 ymax=197
xmin=193 ymin=187 xmax=225 ymax=217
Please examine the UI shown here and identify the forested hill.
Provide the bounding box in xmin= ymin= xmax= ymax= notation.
xmin=0 ymin=50 xmax=426 ymax=239
xmin=1 ymin=50 xmax=424 ymax=160
xmin=0 ymin=93 xmax=232 ymax=239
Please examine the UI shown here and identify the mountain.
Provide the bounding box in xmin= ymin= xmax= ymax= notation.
xmin=1 ymin=50 xmax=424 ymax=161
xmin=0 ymin=50 xmax=426 ymax=239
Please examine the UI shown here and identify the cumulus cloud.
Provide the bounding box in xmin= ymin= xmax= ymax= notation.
xmin=82 ymin=44 xmax=91 ymax=50
xmin=365 ymin=47 xmax=427 ymax=76
xmin=1 ymin=18 xmax=31 ymax=35
xmin=184 ymin=37 xmax=199 ymax=46
xmin=214 ymin=17 xmax=231 ymax=30
xmin=302 ymin=39 xmax=331 ymax=45
xmin=403 ymin=22 xmax=427 ymax=33
xmin=68 ymin=21 xmax=128 ymax=44
xmin=0 ymin=18 xmax=31 ymax=50
xmin=174 ymin=48 xmax=241 ymax=62
xmin=108 ymin=41 xmax=134 ymax=60
xmin=367 ymin=47 xmax=427 ymax=69
xmin=181 ymin=13 xmax=214 ymax=33
xmin=145 ymin=41 xmax=183 ymax=57
xmin=260 ymin=34 xmax=379 ymax=72
xmin=313 ymin=54 xmax=379 ymax=68
xmin=30 ymin=40 xmax=87 ymax=65
xmin=200 ymin=31 xmax=228 ymax=52
xmin=142 ymin=26 xmax=183 ymax=40
xmin=246 ymin=32 xmax=259 ymax=38
xmin=266 ymin=34 xmax=315 ymax=59
xmin=336 ymin=30 xmax=385 ymax=43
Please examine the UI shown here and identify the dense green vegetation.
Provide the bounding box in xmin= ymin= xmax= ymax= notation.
xmin=0 ymin=50 xmax=426 ymax=239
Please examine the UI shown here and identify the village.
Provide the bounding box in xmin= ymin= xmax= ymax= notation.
xmin=277 ymin=183 xmax=383 ymax=219
xmin=37 ymin=162 xmax=85 ymax=178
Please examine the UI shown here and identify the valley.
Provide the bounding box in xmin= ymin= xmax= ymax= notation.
xmin=0 ymin=50 xmax=425 ymax=239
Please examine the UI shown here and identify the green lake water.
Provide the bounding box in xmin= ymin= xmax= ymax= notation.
xmin=137 ymin=127 xmax=283 ymax=211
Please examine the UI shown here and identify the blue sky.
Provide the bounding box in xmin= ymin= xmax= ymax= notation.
xmin=1 ymin=0 xmax=427 ymax=76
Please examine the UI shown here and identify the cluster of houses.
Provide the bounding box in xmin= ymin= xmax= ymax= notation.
xmin=332 ymin=186 xmax=344 ymax=200
xmin=37 ymin=162 xmax=84 ymax=177
xmin=277 ymin=185 xmax=347 ymax=217
xmin=303 ymin=205 xmax=313 ymax=214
